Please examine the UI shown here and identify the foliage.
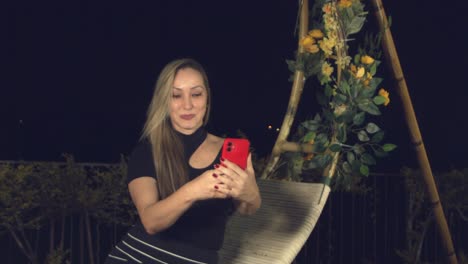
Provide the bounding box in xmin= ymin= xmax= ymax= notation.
xmin=396 ymin=167 xmax=468 ymax=263
xmin=45 ymin=248 xmax=70 ymax=264
xmin=284 ymin=0 xmax=395 ymax=188
xmin=0 ymin=156 xmax=136 ymax=263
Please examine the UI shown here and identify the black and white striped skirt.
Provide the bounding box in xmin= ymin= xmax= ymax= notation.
xmin=104 ymin=225 xmax=219 ymax=264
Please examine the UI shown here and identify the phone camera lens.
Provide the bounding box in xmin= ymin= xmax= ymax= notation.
xmin=227 ymin=147 xmax=232 ymax=152
xmin=227 ymin=142 xmax=233 ymax=146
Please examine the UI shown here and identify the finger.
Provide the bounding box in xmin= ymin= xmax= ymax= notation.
xmin=214 ymin=184 xmax=231 ymax=197
xmin=214 ymin=164 xmax=240 ymax=185
xmin=247 ymin=153 xmax=253 ymax=171
xmin=217 ymin=174 xmax=236 ymax=190
xmin=212 ymin=191 xmax=228 ymax=199
xmin=220 ymin=158 xmax=246 ymax=176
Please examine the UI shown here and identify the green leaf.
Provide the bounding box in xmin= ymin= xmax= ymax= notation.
xmin=339 ymin=80 xmax=351 ymax=94
xmin=347 ymin=152 xmax=355 ymax=163
xmin=353 ymin=112 xmax=366 ymax=126
xmin=315 ymin=133 xmax=328 ymax=143
xmin=361 ymin=153 xmax=376 ymax=165
xmin=303 ymin=131 xmax=316 ymax=143
xmin=353 ymin=144 xmax=365 ymax=154
xmin=373 ymin=95 xmax=387 ymax=105
xmin=313 ymin=134 xmax=329 ymax=152
xmin=319 ymin=154 xmax=332 ymax=167
xmin=329 ymin=144 xmax=342 ymax=152
xmin=373 ymin=146 xmax=388 ymax=158
xmin=325 ymin=84 xmax=333 ymax=97
xmin=368 ymin=77 xmax=383 ymax=90
xmin=313 ymin=142 xmax=327 ymax=153
xmin=286 ymin=60 xmax=296 ymax=73
xmin=314 ymin=113 xmax=321 ymax=122
xmin=342 ymin=161 xmax=352 ymax=174
xmin=310 ymin=154 xmax=332 ymax=168
xmin=366 ymin=122 xmax=380 ymax=133
xmin=358 ymin=100 xmax=381 ymax=115
xmin=345 ymin=5 xmax=355 ymax=19
xmin=337 ymin=124 xmax=347 ymax=142
xmin=360 ymin=164 xmax=370 ymax=176
xmin=301 ymin=120 xmax=320 ymax=131
xmin=346 ymin=16 xmax=366 ymax=35
xmin=383 ymin=144 xmax=397 ymax=152
xmin=357 ymin=130 xmax=370 ymax=142
xmin=369 ymin=62 xmax=377 ymax=76
xmin=334 ymin=93 xmax=347 ymax=105
xmin=354 ymin=54 xmax=361 ymax=65
xmin=371 ymin=131 xmax=385 ymax=143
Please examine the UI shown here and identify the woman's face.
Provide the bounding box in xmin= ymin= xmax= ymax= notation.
xmin=169 ymin=68 xmax=208 ymax=135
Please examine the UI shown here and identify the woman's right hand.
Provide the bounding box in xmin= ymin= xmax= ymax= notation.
xmin=184 ymin=169 xmax=229 ymax=201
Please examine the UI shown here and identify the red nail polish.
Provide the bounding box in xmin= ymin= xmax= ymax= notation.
xmin=214 ymin=185 xmax=219 ymax=190
xmin=221 ymin=163 xmax=227 ymax=168
xmin=214 ymin=164 xmax=220 ymax=169
xmin=220 ymin=157 xmax=225 ymax=162
xmin=213 ymin=173 xmax=218 ymax=178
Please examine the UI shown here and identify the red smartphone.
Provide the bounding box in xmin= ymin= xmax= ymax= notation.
xmin=221 ymin=138 xmax=250 ymax=170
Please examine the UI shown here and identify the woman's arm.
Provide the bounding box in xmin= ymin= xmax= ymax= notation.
xmin=129 ymin=169 xmax=228 ymax=235
xmin=129 ymin=177 xmax=194 ymax=235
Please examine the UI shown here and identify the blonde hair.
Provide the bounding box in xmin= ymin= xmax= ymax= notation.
xmin=141 ymin=58 xmax=211 ymax=199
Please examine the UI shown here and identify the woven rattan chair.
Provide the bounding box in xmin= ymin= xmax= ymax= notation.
xmin=218 ymin=179 xmax=330 ymax=264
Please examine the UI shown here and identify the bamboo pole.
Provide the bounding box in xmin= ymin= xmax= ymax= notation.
xmin=260 ymin=0 xmax=308 ymax=179
xmin=370 ymin=0 xmax=458 ymax=263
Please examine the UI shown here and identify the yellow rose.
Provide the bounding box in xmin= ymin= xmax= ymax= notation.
xmin=300 ymin=37 xmax=320 ymax=54
xmin=334 ymin=104 xmax=347 ymax=116
xmin=308 ymin=29 xmax=324 ymax=39
xmin=319 ymin=37 xmax=335 ymax=56
xmin=304 ymin=153 xmax=315 ymax=161
xmin=378 ymin=88 xmax=390 ymax=106
xmin=322 ymin=3 xmax=332 ymax=14
xmin=322 ymin=62 xmax=334 ymax=77
xmin=305 ymin=44 xmax=320 ymax=53
xmin=338 ymin=0 xmax=352 ymax=8
xmin=363 ymin=72 xmax=373 ymax=86
xmin=356 ymin=67 xmax=365 ymax=78
xmin=300 ymin=36 xmax=315 ymax=46
xmin=361 ymin=55 xmax=375 ymax=65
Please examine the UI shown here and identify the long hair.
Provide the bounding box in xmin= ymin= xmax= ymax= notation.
xmin=141 ymin=58 xmax=211 ymax=199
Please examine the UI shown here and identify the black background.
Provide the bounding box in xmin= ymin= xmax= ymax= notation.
xmin=2 ymin=0 xmax=468 ymax=172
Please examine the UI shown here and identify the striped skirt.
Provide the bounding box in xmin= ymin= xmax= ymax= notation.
xmin=104 ymin=225 xmax=219 ymax=264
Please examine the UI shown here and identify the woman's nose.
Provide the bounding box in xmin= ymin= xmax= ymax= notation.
xmin=183 ymin=96 xmax=193 ymax=109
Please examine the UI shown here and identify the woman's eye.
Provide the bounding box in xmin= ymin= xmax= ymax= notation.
xmin=192 ymin=93 xmax=202 ymax=97
xmin=172 ymin=94 xmax=181 ymax=98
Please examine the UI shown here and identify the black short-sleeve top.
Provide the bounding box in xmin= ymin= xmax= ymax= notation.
xmin=126 ymin=127 xmax=234 ymax=251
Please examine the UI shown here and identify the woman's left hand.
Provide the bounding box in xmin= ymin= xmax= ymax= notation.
xmin=213 ymin=153 xmax=260 ymax=205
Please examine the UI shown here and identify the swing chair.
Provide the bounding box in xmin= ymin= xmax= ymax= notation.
xmin=219 ymin=180 xmax=330 ymax=263
xmin=219 ymin=0 xmax=458 ymax=263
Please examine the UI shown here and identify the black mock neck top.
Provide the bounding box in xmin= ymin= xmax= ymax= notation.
xmin=126 ymin=127 xmax=234 ymax=250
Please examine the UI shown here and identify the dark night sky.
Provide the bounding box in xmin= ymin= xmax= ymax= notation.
xmin=2 ymin=1 xmax=468 ymax=172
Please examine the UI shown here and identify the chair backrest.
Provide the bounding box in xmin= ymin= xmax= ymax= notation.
xmin=218 ymin=179 xmax=330 ymax=264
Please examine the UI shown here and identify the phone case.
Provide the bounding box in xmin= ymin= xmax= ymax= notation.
xmin=221 ymin=138 xmax=250 ymax=170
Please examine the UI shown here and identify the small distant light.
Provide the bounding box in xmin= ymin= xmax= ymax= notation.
xmin=267 ymin=125 xmax=272 ymax=130
xmin=276 ymin=128 xmax=280 ymax=132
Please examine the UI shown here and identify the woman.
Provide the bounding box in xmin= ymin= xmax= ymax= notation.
xmin=105 ymin=58 xmax=261 ymax=264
